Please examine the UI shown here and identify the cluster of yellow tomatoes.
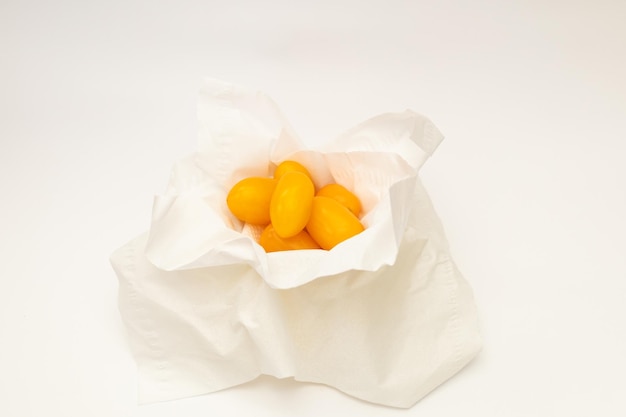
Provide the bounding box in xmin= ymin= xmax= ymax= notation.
xmin=226 ymin=160 xmax=364 ymax=252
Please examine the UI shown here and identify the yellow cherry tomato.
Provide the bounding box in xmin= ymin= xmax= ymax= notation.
xmin=259 ymin=223 xmax=321 ymax=252
xmin=226 ymin=177 xmax=276 ymax=225
xmin=306 ymin=196 xmax=364 ymax=250
xmin=273 ymin=160 xmax=313 ymax=181
xmin=316 ymin=183 xmax=362 ymax=217
xmin=270 ymin=171 xmax=315 ymax=238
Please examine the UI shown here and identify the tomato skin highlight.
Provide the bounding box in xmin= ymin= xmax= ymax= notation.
xmin=306 ymin=196 xmax=364 ymax=250
xmin=316 ymin=183 xmax=362 ymax=217
xmin=273 ymin=160 xmax=313 ymax=181
xmin=270 ymin=171 xmax=315 ymax=238
xmin=226 ymin=177 xmax=277 ymax=225
xmin=260 ymin=223 xmax=321 ymax=252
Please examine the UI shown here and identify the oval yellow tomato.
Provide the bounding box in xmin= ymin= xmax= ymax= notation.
xmin=226 ymin=177 xmax=277 ymax=225
xmin=270 ymin=171 xmax=315 ymax=238
xmin=260 ymin=223 xmax=320 ymax=252
xmin=273 ymin=160 xmax=313 ymax=181
xmin=306 ymin=196 xmax=364 ymax=250
xmin=316 ymin=183 xmax=362 ymax=217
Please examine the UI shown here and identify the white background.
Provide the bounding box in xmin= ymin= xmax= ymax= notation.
xmin=2 ymin=1 xmax=625 ymax=416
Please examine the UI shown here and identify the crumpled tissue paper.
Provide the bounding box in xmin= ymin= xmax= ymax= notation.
xmin=110 ymin=78 xmax=482 ymax=408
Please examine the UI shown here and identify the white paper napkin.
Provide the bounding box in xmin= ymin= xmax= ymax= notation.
xmin=110 ymin=78 xmax=482 ymax=408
